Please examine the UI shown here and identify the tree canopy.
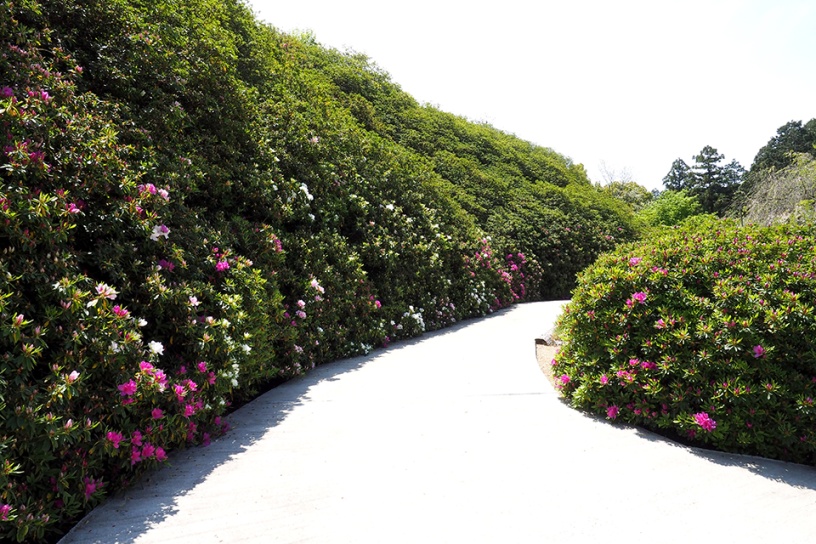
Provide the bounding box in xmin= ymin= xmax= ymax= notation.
xmin=662 ymin=146 xmax=744 ymax=216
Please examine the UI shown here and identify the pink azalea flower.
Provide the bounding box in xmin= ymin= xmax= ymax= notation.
xmin=607 ymin=405 xmax=619 ymax=419
xmin=631 ymin=291 xmax=647 ymax=304
xmin=131 ymin=430 xmax=143 ymax=447
xmin=130 ymin=449 xmax=142 ymax=465
xmin=296 ymin=300 xmax=306 ymax=309
xmin=752 ymin=345 xmax=766 ymax=358
xmin=184 ymin=404 xmax=195 ymax=417
xmin=559 ymin=374 xmax=570 ymax=385
xmin=67 ymin=370 xmax=80 ymax=383
xmin=106 ymin=431 xmax=123 ymax=448
xmin=0 ymin=504 xmax=10 ymax=521
xmin=215 ymin=260 xmax=230 ymax=272
xmin=197 ymin=361 xmax=208 ymax=373
xmin=155 ymin=447 xmax=168 ymax=462
xmin=629 ymin=257 xmax=642 ymax=266
xmin=112 ymin=305 xmax=129 ymax=318
xmin=117 ymin=380 xmax=137 ymax=397
xmin=66 ymin=202 xmax=81 ymax=214
xmin=139 ymin=361 xmax=154 ymax=373
xmin=693 ymin=412 xmax=717 ymax=432
xmin=296 ymin=310 xmax=307 ymax=320
xmin=189 ymin=295 xmax=200 ymax=306
xmin=600 ymin=374 xmax=609 ymax=385
xmin=151 ymin=408 xmax=164 ymax=419
xmin=84 ymin=477 xmax=100 ymax=499
xmin=655 ymin=318 xmax=666 ymax=329
xmin=141 ymin=443 xmax=156 ymax=459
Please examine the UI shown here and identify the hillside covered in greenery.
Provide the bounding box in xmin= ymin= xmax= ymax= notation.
xmin=0 ymin=0 xmax=639 ymax=540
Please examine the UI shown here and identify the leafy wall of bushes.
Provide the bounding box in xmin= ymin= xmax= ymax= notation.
xmin=553 ymin=216 xmax=816 ymax=466
xmin=0 ymin=0 xmax=639 ymax=540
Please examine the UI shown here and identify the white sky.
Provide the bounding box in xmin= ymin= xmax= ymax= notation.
xmin=245 ymin=0 xmax=816 ymax=190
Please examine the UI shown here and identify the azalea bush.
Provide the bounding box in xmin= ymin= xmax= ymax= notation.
xmin=553 ymin=216 xmax=816 ymax=465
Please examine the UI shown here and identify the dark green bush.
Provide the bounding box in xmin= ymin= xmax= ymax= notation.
xmin=553 ymin=216 xmax=816 ymax=465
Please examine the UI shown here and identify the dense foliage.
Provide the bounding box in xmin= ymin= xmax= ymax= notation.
xmin=553 ymin=217 xmax=816 ymax=466
xmin=0 ymin=0 xmax=639 ymax=540
xmin=636 ymin=189 xmax=705 ymax=227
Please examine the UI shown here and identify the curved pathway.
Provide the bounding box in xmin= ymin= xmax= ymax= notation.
xmin=61 ymin=301 xmax=816 ymax=543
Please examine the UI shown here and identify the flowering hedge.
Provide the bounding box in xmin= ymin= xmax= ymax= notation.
xmin=553 ymin=216 xmax=816 ymax=466
xmin=0 ymin=1 xmax=633 ymax=541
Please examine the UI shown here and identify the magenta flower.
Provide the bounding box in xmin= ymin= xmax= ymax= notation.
xmin=1 ymin=86 xmax=13 ymax=98
xmin=183 ymin=404 xmax=195 ymax=417
xmin=141 ymin=443 xmax=156 ymax=459
xmin=84 ymin=477 xmax=100 ymax=499
xmin=157 ymin=259 xmax=175 ymax=271
xmin=752 ymin=345 xmax=766 ymax=358
xmin=106 ymin=431 xmax=123 ymax=449
xmin=631 ymin=291 xmax=647 ymax=304
xmin=215 ymin=259 xmax=230 ymax=272
xmin=112 ymin=305 xmax=129 ymax=318
xmin=559 ymin=374 xmax=571 ymax=385
xmin=117 ymin=380 xmax=137 ymax=397
xmin=131 ymin=430 xmax=143 ymax=447
xmin=151 ymin=408 xmax=164 ymax=419
xmin=0 ymin=503 xmax=10 ymax=521
xmin=139 ymin=361 xmax=154 ymax=373
xmin=296 ymin=310 xmax=307 ymax=320
xmin=130 ymin=449 xmax=142 ymax=465
xmin=197 ymin=361 xmax=208 ymax=373
xmin=600 ymin=374 xmax=609 ymax=385
xmin=155 ymin=447 xmax=168 ymax=462
xmin=66 ymin=202 xmax=81 ymax=214
xmin=629 ymin=257 xmax=642 ymax=266
xmin=693 ymin=412 xmax=717 ymax=432
xmin=607 ymin=405 xmax=619 ymax=419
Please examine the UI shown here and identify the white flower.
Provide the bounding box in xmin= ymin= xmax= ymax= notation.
xmin=385 ymin=203 xmax=394 ymax=211
xmin=95 ymin=283 xmax=118 ymax=300
xmin=241 ymin=344 xmax=251 ymax=353
xmin=189 ymin=296 xmax=200 ymax=307
xmin=138 ymin=318 xmax=148 ymax=327
xmin=150 ymin=224 xmax=170 ymax=241
xmin=110 ymin=341 xmax=121 ymax=353
xmin=148 ymin=341 xmax=164 ymax=355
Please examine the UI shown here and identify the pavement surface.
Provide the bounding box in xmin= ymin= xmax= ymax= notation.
xmin=60 ymin=300 xmax=816 ymax=543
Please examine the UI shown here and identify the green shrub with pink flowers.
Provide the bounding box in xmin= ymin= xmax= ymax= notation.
xmin=553 ymin=216 xmax=816 ymax=465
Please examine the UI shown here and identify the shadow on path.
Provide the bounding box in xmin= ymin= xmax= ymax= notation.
xmin=61 ymin=308 xmax=514 ymax=543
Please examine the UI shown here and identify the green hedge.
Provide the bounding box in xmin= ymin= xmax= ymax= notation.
xmin=553 ymin=216 xmax=816 ymax=465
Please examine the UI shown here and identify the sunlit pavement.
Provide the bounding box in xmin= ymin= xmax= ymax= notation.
xmin=61 ymin=300 xmax=816 ymax=543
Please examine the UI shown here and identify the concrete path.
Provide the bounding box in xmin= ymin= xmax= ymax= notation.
xmin=61 ymin=301 xmax=816 ymax=543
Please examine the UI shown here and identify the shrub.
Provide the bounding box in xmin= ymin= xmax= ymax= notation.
xmin=553 ymin=216 xmax=816 ymax=466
